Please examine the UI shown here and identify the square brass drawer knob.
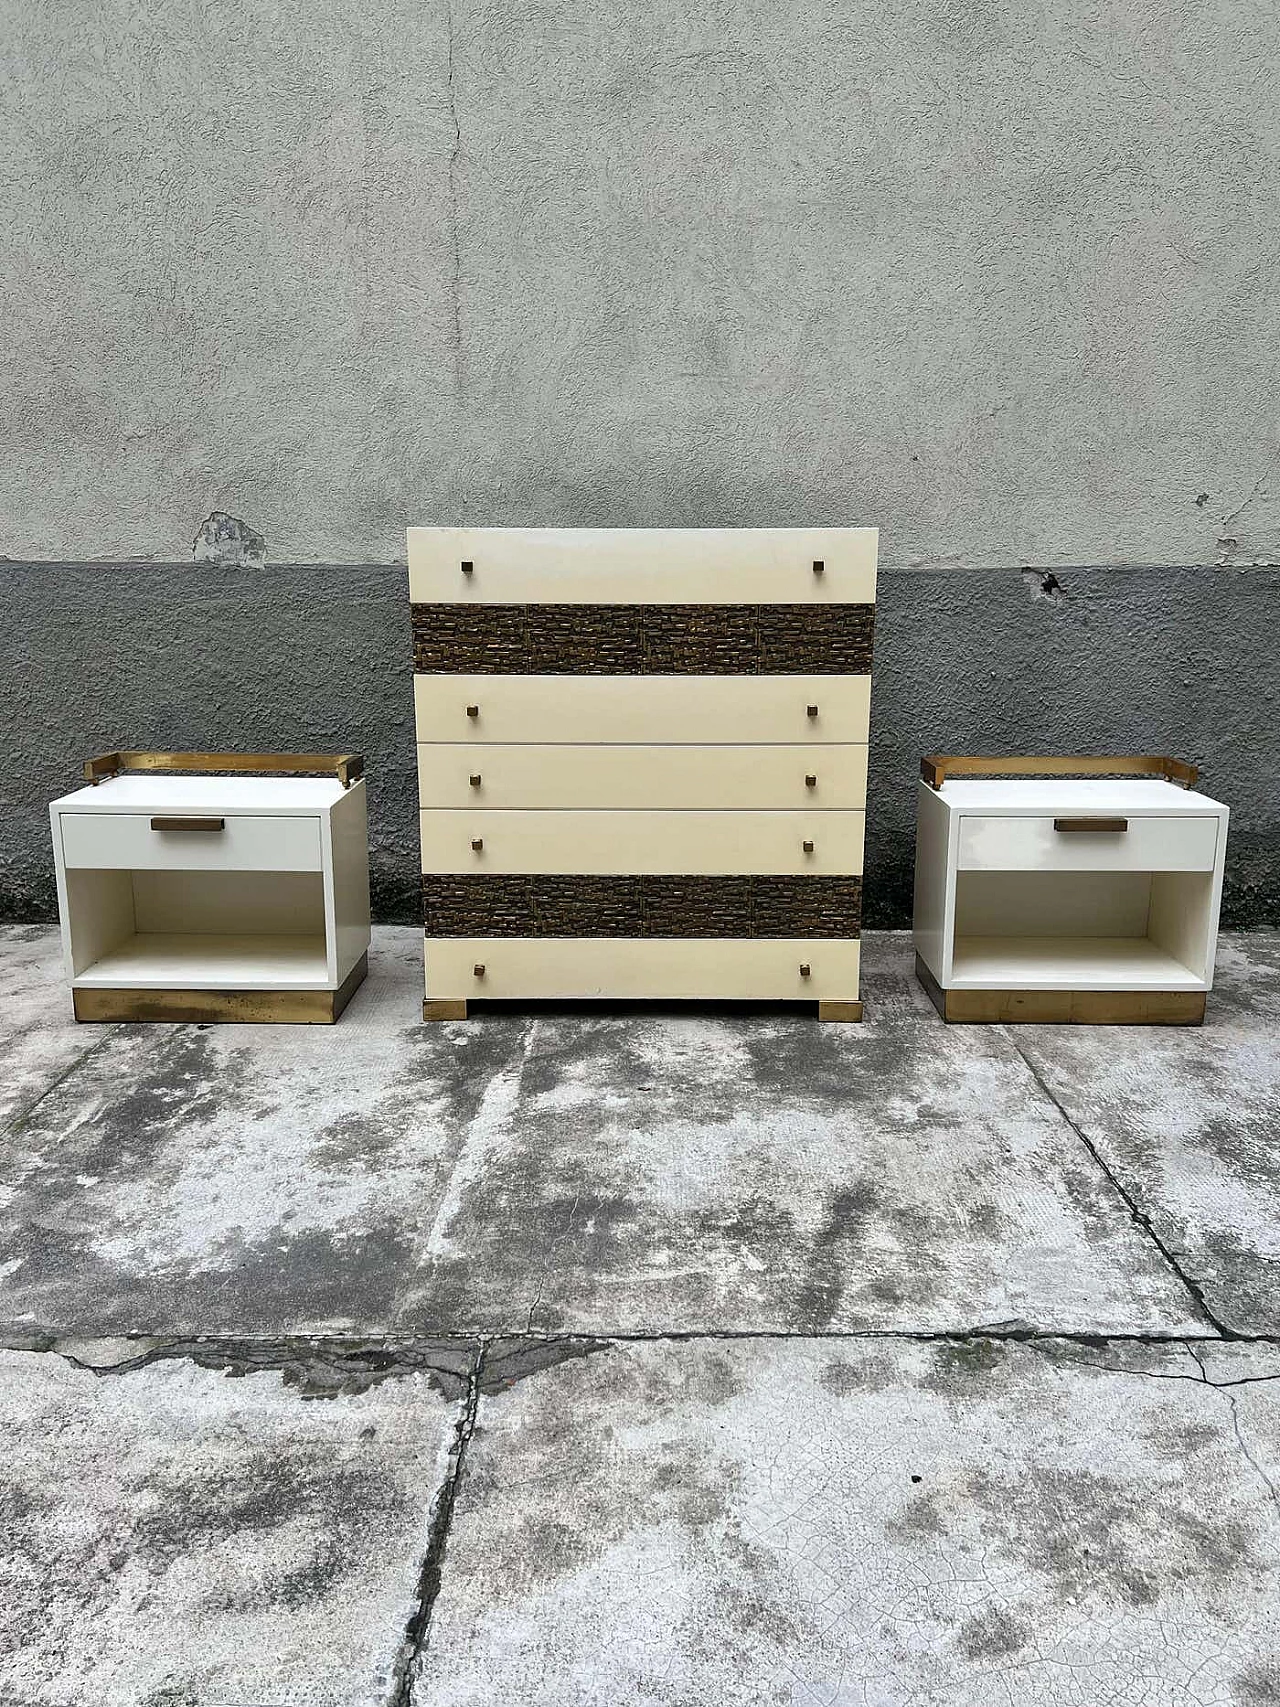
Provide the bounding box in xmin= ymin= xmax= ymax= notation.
xmin=466 ymin=704 xmax=480 ymax=718
xmin=469 ymin=774 xmax=482 ymax=787
xmin=799 ymin=962 xmax=812 ymax=977
xmin=473 ymin=962 xmax=485 ymax=977
xmin=461 ymin=560 xmax=474 ymax=574
xmin=471 ymin=837 xmax=484 ymax=852
xmin=807 ymin=704 xmax=819 ymax=718
xmin=812 ymin=559 xmax=824 ymax=574
xmin=803 ymin=839 xmax=815 ymax=853
xmin=805 ymin=774 xmax=817 ymax=788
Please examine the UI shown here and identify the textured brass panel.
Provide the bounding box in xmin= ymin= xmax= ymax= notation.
xmin=411 ymin=603 xmax=875 ymax=675
xmin=421 ymin=875 xmax=862 ymax=938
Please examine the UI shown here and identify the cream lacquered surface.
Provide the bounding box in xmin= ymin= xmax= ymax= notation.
xmin=414 ymin=526 xmax=877 ymax=1008
xmin=914 ymin=777 xmax=1230 ymax=996
xmin=416 ymin=744 xmax=870 ymax=810
xmin=425 ymin=938 xmax=862 ymax=1001
xmin=957 ymin=813 xmax=1219 ymax=874
xmin=414 ymin=674 xmax=871 ymax=746
xmin=59 ymin=812 xmax=322 ymax=873
xmin=50 ymin=776 xmax=371 ymax=994
xmin=409 ymin=526 xmax=877 ymax=605
xmin=421 ymin=809 xmax=866 ymax=876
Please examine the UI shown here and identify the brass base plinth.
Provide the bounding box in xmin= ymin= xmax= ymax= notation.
xmin=424 ymin=996 xmax=864 ymax=1023
xmin=73 ymin=953 xmax=368 ymax=1025
xmin=915 ymin=954 xmax=1205 ymax=1026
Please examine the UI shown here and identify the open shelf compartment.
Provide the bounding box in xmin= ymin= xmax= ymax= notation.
xmin=65 ymin=868 xmax=332 ymax=991
xmin=948 ymin=868 xmax=1213 ymax=991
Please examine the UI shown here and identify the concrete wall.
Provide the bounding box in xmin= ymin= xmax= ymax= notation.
xmin=2 ymin=1 xmax=1277 ymax=924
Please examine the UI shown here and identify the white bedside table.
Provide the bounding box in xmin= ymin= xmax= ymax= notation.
xmin=51 ymin=751 xmax=371 ymax=1023
xmin=913 ymin=755 xmax=1229 ymax=1024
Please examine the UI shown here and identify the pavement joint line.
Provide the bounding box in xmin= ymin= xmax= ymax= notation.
xmin=385 ymin=1337 xmax=487 ymax=1707
xmin=9 ymin=1325 xmax=1280 ymax=1375
xmin=2 ymin=1022 xmax=123 ymax=1135
xmin=1000 ymin=1026 xmax=1235 ymax=1340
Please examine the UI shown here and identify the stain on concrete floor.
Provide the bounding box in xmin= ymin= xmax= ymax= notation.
xmin=2 ymin=924 xmax=1279 ymax=1703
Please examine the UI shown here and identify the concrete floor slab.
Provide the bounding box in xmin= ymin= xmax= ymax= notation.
xmin=415 ymin=1336 xmax=1280 ymax=1707
xmin=0 ymin=928 xmax=525 ymax=1334
xmin=396 ymin=937 xmax=1203 ymax=1335
xmin=1011 ymin=933 xmax=1280 ymax=1335
xmin=0 ymin=924 xmax=97 ymax=1128
xmin=0 ymin=927 xmax=1226 ymax=1339
xmin=0 ymin=1344 xmax=464 ymax=1707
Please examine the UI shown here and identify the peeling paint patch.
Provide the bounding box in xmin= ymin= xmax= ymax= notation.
xmin=193 ymin=512 xmax=266 ymax=567
xmin=1216 ymin=536 xmax=1280 ymax=568
xmin=1022 ymin=569 xmax=1065 ymax=603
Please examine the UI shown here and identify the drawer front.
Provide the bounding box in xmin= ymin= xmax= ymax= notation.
xmin=420 ymin=810 xmax=865 ymax=875
xmin=957 ymin=813 xmax=1219 ymax=873
xmin=414 ymin=675 xmax=871 ymax=745
xmin=408 ymin=526 xmax=877 ymax=605
xmin=417 ymin=744 xmax=869 ymax=810
xmin=59 ymin=812 xmax=323 ymax=873
xmin=424 ymin=937 xmax=861 ymax=1000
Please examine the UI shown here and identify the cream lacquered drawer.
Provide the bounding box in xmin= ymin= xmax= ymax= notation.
xmin=417 ymin=744 xmax=870 ymax=810
xmin=421 ymin=810 xmax=865 ymax=875
xmin=957 ymin=813 xmax=1219 ymax=874
xmin=408 ymin=526 xmax=878 ymax=605
xmin=414 ymin=676 xmax=871 ymax=745
xmin=425 ymin=937 xmax=862 ymax=1001
xmin=58 ymin=812 xmax=323 ymax=873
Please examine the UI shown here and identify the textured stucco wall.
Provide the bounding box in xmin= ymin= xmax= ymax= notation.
xmin=2 ymin=0 xmax=1279 ymax=570
xmin=1 ymin=1 xmax=1277 ymax=924
xmin=2 ymin=563 xmax=1275 ymax=927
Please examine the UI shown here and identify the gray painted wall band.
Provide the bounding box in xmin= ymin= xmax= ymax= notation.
xmin=2 ymin=562 xmax=1274 ymax=930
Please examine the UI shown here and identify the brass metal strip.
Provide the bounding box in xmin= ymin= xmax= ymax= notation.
xmin=72 ymin=954 xmax=369 ymax=1025
xmin=920 ymin=755 xmax=1198 ymax=790
xmin=84 ymin=751 xmax=364 ymax=788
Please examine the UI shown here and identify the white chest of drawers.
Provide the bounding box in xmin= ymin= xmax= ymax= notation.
xmin=410 ymin=527 xmax=877 ymax=1019
xmin=913 ymin=755 xmax=1229 ymax=1024
xmin=51 ymin=752 xmax=371 ymax=1023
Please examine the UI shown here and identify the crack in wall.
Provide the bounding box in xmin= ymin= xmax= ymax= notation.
xmin=443 ymin=0 xmax=464 ymax=398
xmin=1002 ymin=1029 xmax=1233 ymax=1339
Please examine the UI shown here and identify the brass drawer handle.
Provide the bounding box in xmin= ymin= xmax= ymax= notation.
xmin=471 ymin=837 xmax=484 ymax=852
xmin=466 ymin=704 xmax=480 ymax=719
xmin=473 ymin=962 xmax=486 ymax=977
xmin=812 ymin=559 xmax=824 ymax=574
xmin=461 ymin=560 xmax=474 ymax=574
xmin=469 ymin=774 xmax=482 ymax=788
xmin=150 ymin=816 xmax=225 ymax=832
xmin=806 ymin=704 xmax=819 ymax=719
xmin=799 ymin=962 xmax=812 ymax=978
xmin=803 ymin=839 xmax=815 ymax=854
xmin=805 ymin=774 xmax=817 ymax=788
xmin=1054 ymin=817 xmax=1129 ymax=833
